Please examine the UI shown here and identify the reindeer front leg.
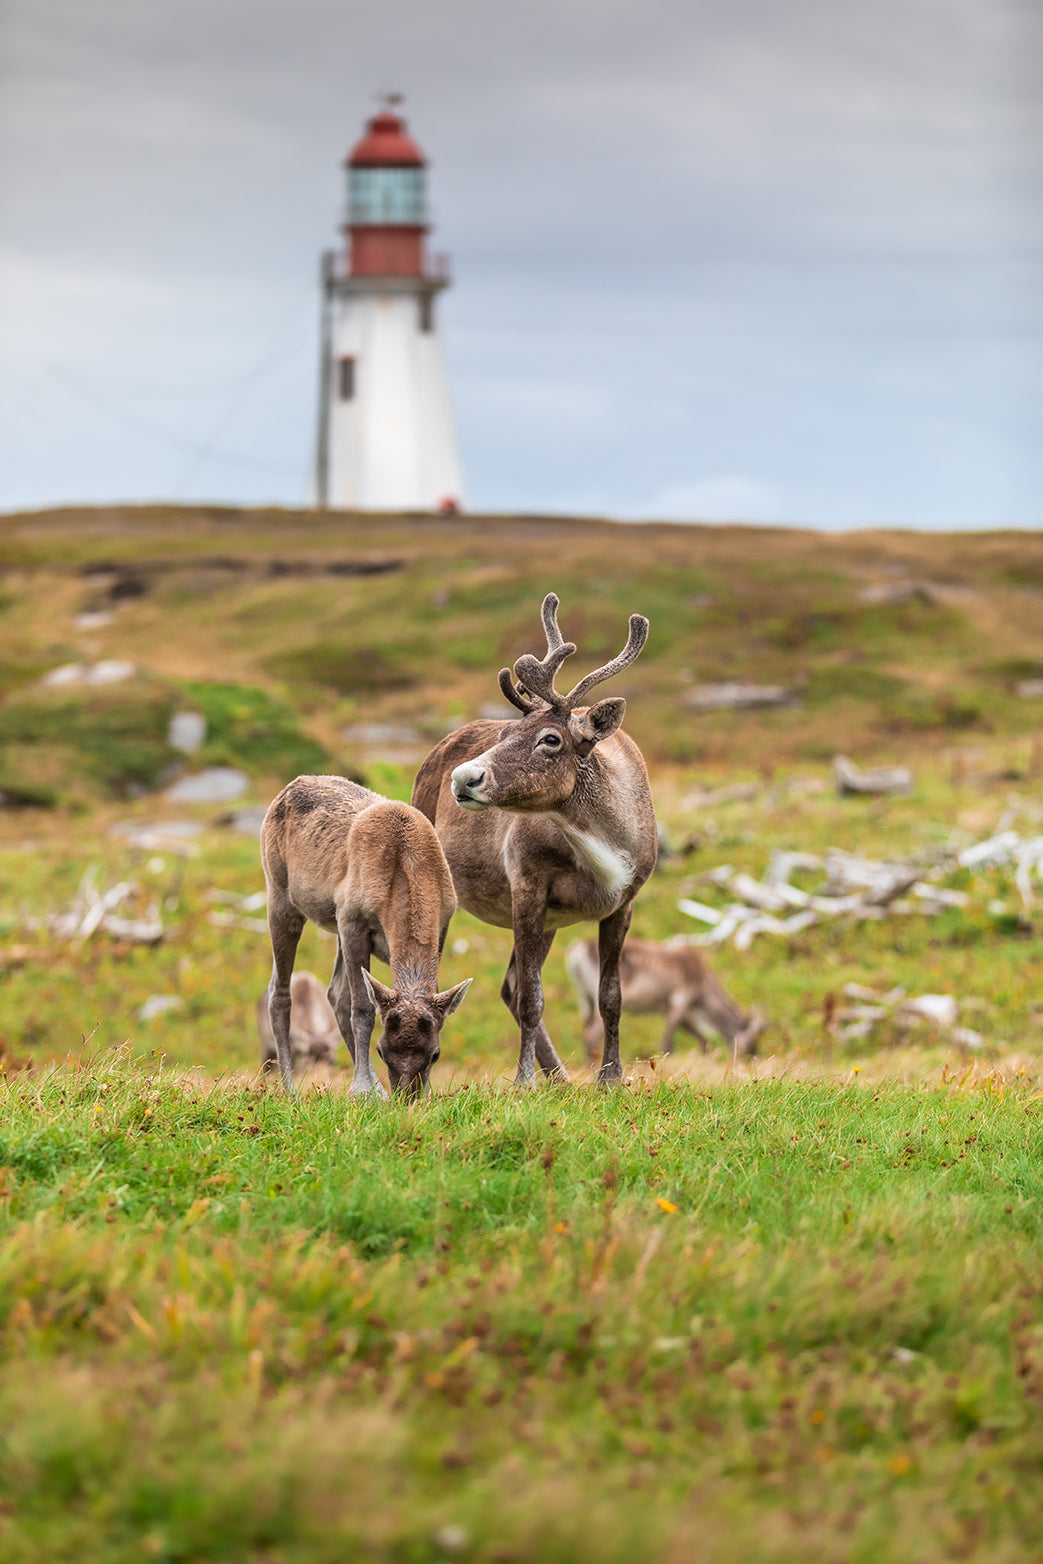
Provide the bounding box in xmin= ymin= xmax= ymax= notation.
xmin=333 ymin=924 xmax=388 ymax=1098
xmin=501 ymin=935 xmax=570 ymax=1083
xmin=509 ymin=889 xmax=556 ymax=1088
xmin=596 ymin=900 xmax=633 ymax=1086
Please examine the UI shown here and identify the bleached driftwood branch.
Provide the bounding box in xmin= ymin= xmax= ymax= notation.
xmin=40 ymin=866 xmax=164 ymax=944
xmin=678 ymin=829 xmax=1043 ymax=948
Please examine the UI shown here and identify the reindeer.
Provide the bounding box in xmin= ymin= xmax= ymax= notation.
xmin=257 ymin=970 xmax=340 ymax=1078
xmin=260 ymin=776 xmax=471 ymax=1097
xmin=411 ymin=594 xmax=657 ymax=1086
xmin=565 ymin=937 xmax=765 ymax=1061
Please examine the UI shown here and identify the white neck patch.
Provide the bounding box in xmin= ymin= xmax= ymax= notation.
xmin=553 ymin=817 xmax=633 ymax=901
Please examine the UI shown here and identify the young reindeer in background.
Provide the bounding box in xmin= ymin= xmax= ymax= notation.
xmin=565 ymin=937 xmax=765 ymax=1062
xmin=257 ymin=970 xmax=340 ymax=1078
xmin=411 ymin=594 xmax=657 ymax=1087
xmin=260 ymin=776 xmax=471 ymax=1098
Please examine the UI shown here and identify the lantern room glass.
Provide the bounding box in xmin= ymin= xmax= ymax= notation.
xmin=348 ymin=167 xmax=426 ymax=224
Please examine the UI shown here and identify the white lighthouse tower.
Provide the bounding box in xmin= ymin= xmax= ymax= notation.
xmin=314 ymin=99 xmax=464 ymax=512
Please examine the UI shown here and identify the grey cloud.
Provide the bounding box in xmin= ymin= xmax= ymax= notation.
xmin=1 ymin=0 xmax=1040 ymax=522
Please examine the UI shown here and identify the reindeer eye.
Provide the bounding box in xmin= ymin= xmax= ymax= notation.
xmin=539 ymin=732 xmax=562 ymax=749
xmin=432 ymin=1048 xmax=441 ymax=1063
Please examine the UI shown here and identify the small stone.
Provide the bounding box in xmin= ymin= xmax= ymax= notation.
xmin=433 ymin=1525 xmax=470 ymax=1555
xmin=110 ymin=819 xmax=204 ymax=850
xmin=342 ymin=723 xmax=420 ymax=746
xmin=165 ymin=767 xmax=249 ymax=804
xmin=86 ymin=660 xmax=135 ymax=684
xmin=168 ymin=712 xmax=207 ymax=752
xmin=684 ymin=682 xmax=795 ymax=712
xmin=215 ymin=805 xmax=269 ymax=836
xmin=41 ymin=663 xmax=84 ymax=687
xmin=138 ymin=995 xmax=183 ymax=1023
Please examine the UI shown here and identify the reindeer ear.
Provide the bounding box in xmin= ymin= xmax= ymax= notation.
xmin=570 ymin=696 xmax=626 ymax=752
xmin=360 ymin=968 xmax=395 ymax=1013
xmin=433 ymin=977 xmax=472 ymax=1020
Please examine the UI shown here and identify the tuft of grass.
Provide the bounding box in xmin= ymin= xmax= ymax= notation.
xmin=179 ymin=680 xmax=329 ymax=778
xmin=0 ymin=682 xmax=178 ymax=800
xmin=982 ymin=657 xmax=1043 ymax=687
xmin=804 ymin=666 xmax=910 ymax=705
xmin=0 ymin=679 xmax=328 ymax=805
xmin=265 ymin=638 xmax=425 ymax=695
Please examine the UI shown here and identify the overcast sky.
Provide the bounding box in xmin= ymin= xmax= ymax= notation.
xmin=2 ymin=0 xmax=1041 ymax=527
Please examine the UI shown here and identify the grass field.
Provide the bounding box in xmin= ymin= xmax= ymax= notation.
xmin=1 ymin=505 xmax=1042 ymax=1560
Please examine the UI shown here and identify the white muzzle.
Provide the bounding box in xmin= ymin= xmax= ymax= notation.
xmin=451 ymin=757 xmax=491 ymax=808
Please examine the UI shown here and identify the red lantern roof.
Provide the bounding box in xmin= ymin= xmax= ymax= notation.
xmin=347 ymin=109 xmax=425 ymax=168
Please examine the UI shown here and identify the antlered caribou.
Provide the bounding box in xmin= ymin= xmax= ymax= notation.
xmin=411 ymin=594 xmax=657 ymax=1086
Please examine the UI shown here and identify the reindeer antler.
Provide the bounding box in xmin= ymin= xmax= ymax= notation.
xmin=559 ymin=613 xmax=649 ymax=709
xmin=497 ymin=594 xmax=648 ymax=715
xmin=498 ymin=594 xmax=577 ymax=714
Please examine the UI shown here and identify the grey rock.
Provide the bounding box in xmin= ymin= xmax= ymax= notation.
xmin=168 ymin=711 xmax=207 ymax=752
xmin=165 ymin=767 xmax=249 ymax=804
xmin=138 ymin=995 xmax=183 ymax=1022
xmin=215 ymin=805 xmax=269 ymax=836
xmin=685 ymin=682 xmax=796 ymax=712
xmin=342 ymin=723 xmax=420 ymax=746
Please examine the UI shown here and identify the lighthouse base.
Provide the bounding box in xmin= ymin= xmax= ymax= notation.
xmin=323 ymin=278 xmax=463 ymax=512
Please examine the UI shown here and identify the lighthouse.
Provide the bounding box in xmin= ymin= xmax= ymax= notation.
xmin=314 ymin=99 xmax=464 ymax=512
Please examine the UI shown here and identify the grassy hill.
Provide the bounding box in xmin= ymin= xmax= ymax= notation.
xmin=2 ymin=503 xmax=1043 ymax=1080
xmin=2 ymin=505 xmax=1043 ymax=799
xmin=1 ymin=506 xmax=1043 ymax=1561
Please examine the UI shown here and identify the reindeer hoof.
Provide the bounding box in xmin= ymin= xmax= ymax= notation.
xmin=350 ymin=1076 xmax=388 ymax=1099
xmin=541 ymin=1064 xmax=571 ymax=1085
xmin=512 ymin=1071 xmax=537 ymax=1090
xmin=595 ymin=1065 xmax=624 ymax=1087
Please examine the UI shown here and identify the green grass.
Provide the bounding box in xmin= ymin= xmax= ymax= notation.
xmin=3 ymin=505 xmax=1043 ymax=1558
xmin=0 ymin=679 xmax=327 ymax=806
xmin=0 ymin=1064 xmax=1040 ymax=1561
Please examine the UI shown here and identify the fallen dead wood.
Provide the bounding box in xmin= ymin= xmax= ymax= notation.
xmin=834 ymin=981 xmax=983 ymax=1048
xmin=32 ymin=866 xmax=164 ymax=944
xmin=677 ymin=826 xmax=1043 ymax=948
xmin=858 ymin=581 xmax=937 ymax=607
xmin=684 ymin=682 xmax=797 ymax=712
xmin=834 ymin=754 xmax=913 ymax=796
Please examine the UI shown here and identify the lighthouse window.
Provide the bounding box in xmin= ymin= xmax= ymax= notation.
xmin=338 ymin=356 xmax=355 ymax=400
xmin=418 ymin=294 xmax=434 ymax=333
xmin=348 ymin=166 xmax=425 ymax=224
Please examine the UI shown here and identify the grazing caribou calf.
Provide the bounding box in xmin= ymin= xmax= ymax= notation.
xmin=411 ymin=594 xmax=657 ymax=1087
xmin=566 ymin=936 xmax=765 ymax=1061
xmin=260 ymin=776 xmax=471 ymax=1098
xmin=257 ymin=970 xmax=339 ymax=1077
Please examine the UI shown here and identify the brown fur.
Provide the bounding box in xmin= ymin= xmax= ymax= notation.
xmin=259 ymin=775 xmax=471 ymax=1097
xmin=411 ymin=595 xmax=657 ymax=1086
xmin=565 ymin=937 xmax=765 ymax=1060
xmin=257 ymin=970 xmax=340 ymax=1075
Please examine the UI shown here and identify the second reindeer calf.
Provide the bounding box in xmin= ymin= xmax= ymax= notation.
xmin=257 ymin=970 xmax=340 ymax=1077
xmin=566 ymin=936 xmax=764 ymax=1061
xmin=260 ymin=776 xmax=471 ymax=1097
